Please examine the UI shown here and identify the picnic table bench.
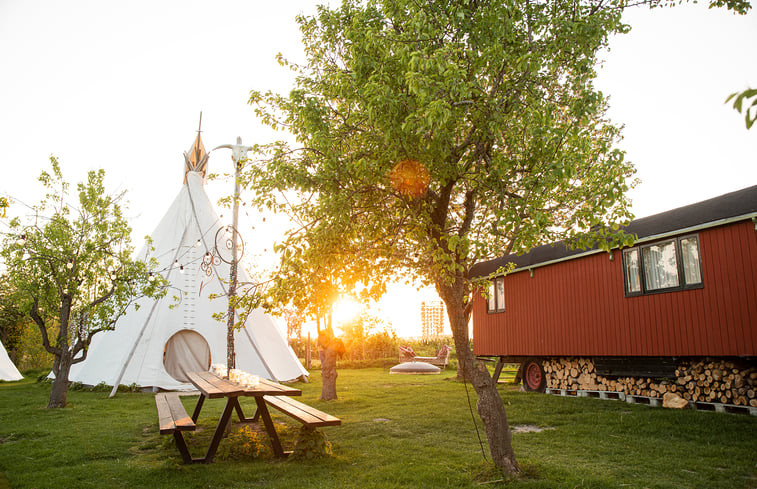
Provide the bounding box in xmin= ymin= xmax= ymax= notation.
xmin=155 ymin=392 xmax=196 ymax=464
xmin=263 ymin=395 xmax=341 ymax=428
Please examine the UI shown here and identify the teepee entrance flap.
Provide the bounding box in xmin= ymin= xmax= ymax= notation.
xmin=163 ymin=329 xmax=211 ymax=383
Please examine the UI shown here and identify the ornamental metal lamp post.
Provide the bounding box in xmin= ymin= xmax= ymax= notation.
xmin=212 ymin=137 xmax=252 ymax=372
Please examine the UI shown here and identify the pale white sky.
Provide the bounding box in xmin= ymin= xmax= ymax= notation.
xmin=1 ymin=1 xmax=755 ymax=338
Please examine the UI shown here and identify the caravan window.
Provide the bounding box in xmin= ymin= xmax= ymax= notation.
xmin=642 ymin=240 xmax=680 ymax=291
xmin=622 ymin=235 xmax=703 ymax=297
xmin=623 ymin=249 xmax=641 ymax=295
xmin=495 ymin=278 xmax=505 ymax=312
xmin=486 ymin=277 xmax=505 ymax=313
xmin=487 ymin=282 xmax=496 ymax=311
xmin=680 ymin=236 xmax=703 ymax=285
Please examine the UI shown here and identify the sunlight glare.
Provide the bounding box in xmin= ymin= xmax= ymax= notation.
xmin=332 ymin=297 xmax=363 ymax=326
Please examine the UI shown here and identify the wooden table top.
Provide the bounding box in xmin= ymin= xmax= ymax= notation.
xmin=187 ymin=371 xmax=302 ymax=399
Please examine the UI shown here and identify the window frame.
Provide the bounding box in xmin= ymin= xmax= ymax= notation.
xmin=622 ymin=234 xmax=704 ymax=297
xmin=641 ymin=238 xmax=682 ymax=293
xmin=622 ymin=248 xmax=642 ymax=295
xmin=486 ymin=276 xmax=506 ymax=313
xmin=486 ymin=282 xmax=496 ymax=311
xmin=679 ymin=236 xmax=704 ymax=286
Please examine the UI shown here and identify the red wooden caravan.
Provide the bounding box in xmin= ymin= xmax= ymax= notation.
xmin=470 ymin=186 xmax=757 ymax=407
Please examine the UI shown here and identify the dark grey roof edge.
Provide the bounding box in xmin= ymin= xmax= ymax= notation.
xmin=469 ymin=184 xmax=757 ymax=279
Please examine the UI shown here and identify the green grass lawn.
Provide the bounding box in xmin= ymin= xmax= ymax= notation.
xmin=0 ymin=368 xmax=755 ymax=489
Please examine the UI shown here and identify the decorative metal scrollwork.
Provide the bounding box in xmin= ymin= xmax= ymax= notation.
xmin=200 ymin=248 xmax=221 ymax=278
xmin=214 ymin=226 xmax=245 ymax=265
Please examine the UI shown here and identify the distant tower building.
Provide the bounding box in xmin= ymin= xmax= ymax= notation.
xmin=420 ymin=300 xmax=447 ymax=340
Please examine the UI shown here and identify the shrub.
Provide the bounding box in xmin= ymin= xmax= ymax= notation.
xmin=337 ymin=358 xmax=397 ymax=369
xmin=402 ymin=336 xmax=456 ymax=357
xmin=219 ymin=425 xmax=273 ymax=460
xmin=292 ymin=426 xmax=332 ymax=459
xmin=363 ymin=330 xmax=399 ymax=359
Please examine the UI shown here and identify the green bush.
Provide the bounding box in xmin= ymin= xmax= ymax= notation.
xmin=361 ymin=330 xmax=399 ymax=359
xmin=292 ymin=426 xmax=332 ymax=459
xmin=116 ymin=383 xmax=141 ymax=393
xmin=402 ymin=336 xmax=457 ymax=358
xmin=337 ymin=358 xmax=397 ymax=369
xmin=219 ymin=425 xmax=274 ymax=460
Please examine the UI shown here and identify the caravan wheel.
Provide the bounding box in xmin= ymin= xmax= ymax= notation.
xmin=522 ymin=358 xmax=546 ymax=392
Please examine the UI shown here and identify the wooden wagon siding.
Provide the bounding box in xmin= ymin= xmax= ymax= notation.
xmin=472 ymin=219 xmax=757 ymax=358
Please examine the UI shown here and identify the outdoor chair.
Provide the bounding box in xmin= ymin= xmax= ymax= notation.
xmin=398 ymin=344 xmax=452 ymax=368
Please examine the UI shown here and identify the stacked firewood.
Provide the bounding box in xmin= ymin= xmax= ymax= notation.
xmin=675 ymin=359 xmax=757 ymax=407
xmin=544 ymin=357 xmax=615 ymax=392
xmin=543 ymin=357 xmax=757 ymax=407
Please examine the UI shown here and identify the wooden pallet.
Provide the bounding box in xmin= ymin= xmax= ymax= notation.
xmin=546 ymin=388 xmax=626 ymax=401
xmin=545 ymin=388 xmax=757 ymax=416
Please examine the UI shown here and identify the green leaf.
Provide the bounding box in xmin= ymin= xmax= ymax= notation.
xmin=726 ymin=87 xmax=757 ymax=130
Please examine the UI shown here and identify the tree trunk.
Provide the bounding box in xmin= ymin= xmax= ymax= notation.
xmin=437 ymin=279 xmax=520 ymax=475
xmin=456 ymin=360 xmax=465 ymax=380
xmin=48 ymin=352 xmax=72 ymax=408
xmin=320 ymin=345 xmax=338 ymax=400
xmin=317 ymin=311 xmax=342 ymax=401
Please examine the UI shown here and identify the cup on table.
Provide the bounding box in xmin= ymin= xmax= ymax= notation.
xmin=211 ymin=363 xmax=228 ymax=377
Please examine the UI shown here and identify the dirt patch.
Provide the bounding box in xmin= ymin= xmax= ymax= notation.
xmin=511 ymin=424 xmax=554 ymax=434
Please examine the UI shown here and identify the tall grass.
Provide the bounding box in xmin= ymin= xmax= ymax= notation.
xmin=0 ymin=368 xmax=755 ymax=488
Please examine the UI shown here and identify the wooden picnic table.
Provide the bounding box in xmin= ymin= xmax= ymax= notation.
xmin=184 ymin=370 xmax=302 ymax=463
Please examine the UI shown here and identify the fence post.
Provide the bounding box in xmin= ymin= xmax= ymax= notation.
xmin=306 ymin=331 xmax=311 ymax=369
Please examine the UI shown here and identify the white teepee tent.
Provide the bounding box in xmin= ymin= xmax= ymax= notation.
xmin=67 ymin=134 xmax=308 ymax=391
xmin=0 ymin=339 xmax=23 ymax=381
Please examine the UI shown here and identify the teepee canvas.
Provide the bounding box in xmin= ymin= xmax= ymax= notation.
xmin=67 ymin=134 xmax=308 ymax=391
xmin=0 ymin=340 xmax=23 ymax=381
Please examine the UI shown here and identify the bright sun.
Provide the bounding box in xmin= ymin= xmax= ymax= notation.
xmin=331 ymin=297 xmax=363 ymax=326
